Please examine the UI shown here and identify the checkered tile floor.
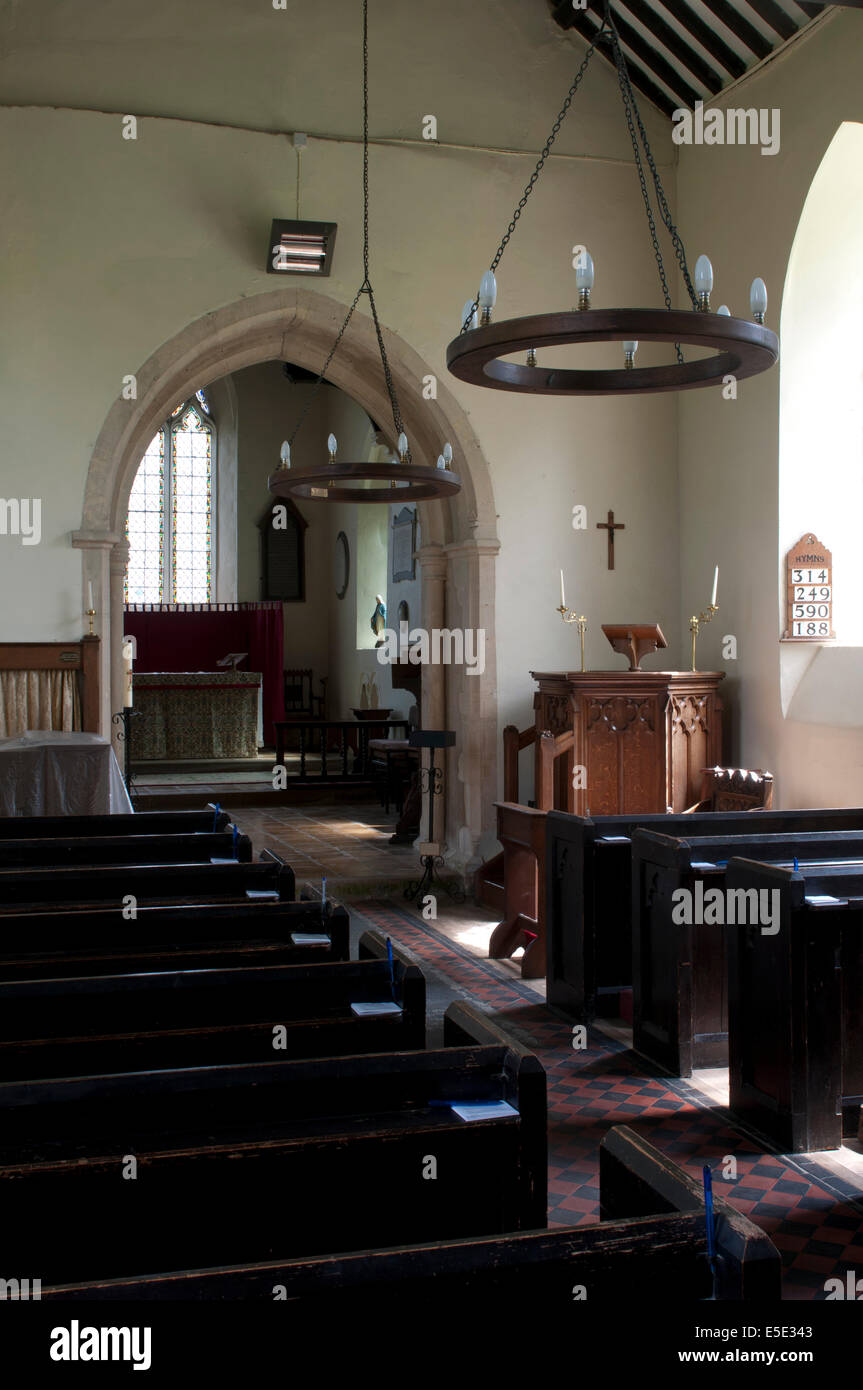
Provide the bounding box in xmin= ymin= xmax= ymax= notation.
xmin=355 ymin=899 xmax=863 ymax=1301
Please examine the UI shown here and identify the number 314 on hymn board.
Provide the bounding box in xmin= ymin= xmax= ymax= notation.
xmin=783 ymin=533 xmax=835 ymax=641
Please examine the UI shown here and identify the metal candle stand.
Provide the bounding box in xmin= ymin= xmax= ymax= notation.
xmin=404 ymin=730 xmax=465 ymax=905
xmin=112 ymin=708 xmax=142 ymax=806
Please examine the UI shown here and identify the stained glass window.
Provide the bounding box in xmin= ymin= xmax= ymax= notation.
xmin=125 ymin=400 xmax=214 ymax=604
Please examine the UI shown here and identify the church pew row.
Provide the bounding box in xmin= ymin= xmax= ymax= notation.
xmin=40 ymin=1126 xmax=780 ymax=1303
xmin=0 ymin=848 xmax=294 ymax=907
xmin=0 ymin=829 xmax=253 ymax=868
xmin=0 ymin=1008 xmax=546 ymax=1285
xmin=0 ymin=899 xmax=350 ymax=981
xmin=0 ymin=809 xmax=233 ymax=837
xmin=631 ymin=827 xmax=863 ymax=1076
xmin=545 ymin=806 xmax=863 ymax=1022
xmin=727 ymin=858 xmax=863 ymax=1152
xmin=0 ymin=931 xmax=425 ymax=1081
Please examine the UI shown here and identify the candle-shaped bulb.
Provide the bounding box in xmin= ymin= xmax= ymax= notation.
xmin=711 ymin=565 xmax=719 ymax=608
xmin=396 ymin=431 xmax=408 ymax=461
xmin=575 ymin=250 xmax=595 ymax=291
xmin=280 ymin=440 xmax=291 ymax=468
xmin=716 ymin=305 xmax=731 ymax=317
xmin=436 ymin=454 xmax=446 ymax=470
xmin=694 ymin=254 xmax=713 ymax=310
xmin=478 ymin=270 xmax=497 ymax=309
xmin=623 ymin=340 xmax=638 ymax=369
xmin=461 ymin=299 xmax=478 ymax=331
xmin=750 ymin=277 xmax=768 ymax=323
xmin=442 ymin=442 xmax=453 ymax=466
xmin=327 ymin=433 xmax=337 ymax=460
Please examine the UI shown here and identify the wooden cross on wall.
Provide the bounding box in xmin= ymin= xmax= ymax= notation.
xmin=597 ymin=509 xmax=625 ymax=570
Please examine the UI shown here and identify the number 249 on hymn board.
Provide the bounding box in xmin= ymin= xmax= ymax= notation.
xmin=783 ymin=533 xmax=835 ymax=641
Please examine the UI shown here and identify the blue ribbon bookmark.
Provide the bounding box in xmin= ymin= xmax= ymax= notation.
xmin=386 ymin=936 xmax=396 ymax=1000
xmin=212 ymin=801 xmax=221 ymax=833
xmin=702 ymin=1164 xmax=720 ymax=1299
xmin=232 ymin=824 xmax=239 ymax=857
xmin=794 ymin=856 xmax=799 ymax=872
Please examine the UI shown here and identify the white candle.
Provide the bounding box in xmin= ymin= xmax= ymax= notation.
xmin=87 ymin=581 xmax=94 ymax=611
xmin=122 ymin=639 xmax=134 ymax=708
xmin=560 ymin=570 xmax=566 ymax=609
xmin=711 ymin=566 xmax=719 ymax=607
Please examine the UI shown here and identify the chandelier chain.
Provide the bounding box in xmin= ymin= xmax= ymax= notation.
xmin=286 ymin=0 xmax=406 ymax=459
xmin=461 ymin=24 xmax=606 ymax=333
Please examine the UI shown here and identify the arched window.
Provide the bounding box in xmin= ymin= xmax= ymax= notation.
xmin=125 ymin=391 xmax=215 ymax=603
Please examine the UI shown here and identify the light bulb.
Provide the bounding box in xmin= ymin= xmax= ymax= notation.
xmin=717 ymin=305 xmax=731 ymax=316
xmin=750 ymin=277 xmax=768 ymax=323
xmin=442 ymin=442 xmax=453 ymax=466
xmin=623 ymin=340 xmax=638 ymax=369
xmin=461 ymin=299 xmax=478 ymax=331
xmin=280 ymin=440 xmax=291 ymax=468
xmin=694 ymin=254 xmax=713 ymax=311
xmin=694 ymin=255 xmax=714 ymax=294
xmin=327 ymin=433 xmax=337 ymax=459
xmin=575 ymin=250 xmax=594 ymax=292
xmin=437 ymin=455 xmax=446 ymax=470
xmin=397 ymin=431 xmax=408 ymax=460
xmin=478 ymin=270 xmax=497 ymax=309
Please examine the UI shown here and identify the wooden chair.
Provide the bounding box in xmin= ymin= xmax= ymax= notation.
xmin=283 ymin=669 xmax=326 ymax=720
xmin=683 ymin=766 xmax=774 ymax=814
xmin=368 ymin=706 xmax=420 ymax=814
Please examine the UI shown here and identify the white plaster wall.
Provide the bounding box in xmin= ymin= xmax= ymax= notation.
xmin=1 ymin=0 xmax=678 ymax=801
xmin=676 ymin=9 xmax=863 ymax=807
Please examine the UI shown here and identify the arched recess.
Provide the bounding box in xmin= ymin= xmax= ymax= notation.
xmin=779 ymin=121 xmax=863 ymax=724
xmin=73 ymin=287 xmax=500 ymax=870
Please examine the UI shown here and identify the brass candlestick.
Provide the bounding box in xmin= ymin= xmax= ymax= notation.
xmin=558 ymin=605 xmax=588 ymax=672
xmin=86 ymin=608 xmax=96 ymax=636
xmin=690 ymin=604 xmax=718 ymax=671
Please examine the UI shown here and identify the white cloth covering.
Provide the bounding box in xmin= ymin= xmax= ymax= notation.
xmin=0 ymin=731 xmax=132 ymax=816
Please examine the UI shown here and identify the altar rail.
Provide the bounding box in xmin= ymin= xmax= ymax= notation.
xmin=275 ymin=718 xmax=410 ymax=783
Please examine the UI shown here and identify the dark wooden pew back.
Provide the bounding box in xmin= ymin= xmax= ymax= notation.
xmin=0 ymin=899 xmax=349 ymax=981
xmin=726 ymin=857 xmax=863 ymax=1151
xmin=0 ymin=1027 xmax=546 ymax=1283
xmin=546 ymin=806 xmax=863 ymax=1021
xmin=0 ymin=830 xmax=253 ymax=868
xmin=632 ymin=827 xmax=863 ymax=1075
xmin=0 ymin=849 xmax=293 ymax=907
xmin=39 ymin=1126 xmax=779 ymax=1303
xmin=0 ymin=931 xmax=424 ymax=1080
xmin=0 ymin=810 xmax=232 ymax=838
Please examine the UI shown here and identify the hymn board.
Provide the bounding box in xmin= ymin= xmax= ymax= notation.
xmin=782 ymin=533 xmax=835 ymax=641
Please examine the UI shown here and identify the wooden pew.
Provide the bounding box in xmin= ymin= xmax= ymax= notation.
xmin=0 ymin=829 xmax=253 ymax=868
xmin=546 ymin=806 xmax=863 ymax=1022
xmin=0 ymin=1012 xmax=546 ymax=1285
xmin=40 ymin=1125 xmax=779 ymax=1303
xmin=0 ymin=899 xmax=350 ymax=980
xmin=0 ymin=809 xmax=233 ymax=837
xmin=631 ymin=827 xmax=863 ymax=1076
xmin=0 ymin=848 xmax=294 ymax=907
xmin=726 ymin=857 xmax=863 ymax=1152
xmin=0 ymin=931 xmax=424 ymax=1080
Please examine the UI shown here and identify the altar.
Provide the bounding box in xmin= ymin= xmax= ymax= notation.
xmin=131 ymin=672 xmax=262 ymax=760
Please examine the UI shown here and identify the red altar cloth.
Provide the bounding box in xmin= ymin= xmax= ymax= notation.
xmin=123 ymin=603 xmax=285 ymax=745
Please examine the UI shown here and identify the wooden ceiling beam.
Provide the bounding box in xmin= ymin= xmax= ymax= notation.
xmin=565 ymin=11 xmax=681 ymax=117
xmin=615 ymin=0 xmax=725 ymax=93
xmin=696 ymin=0 xmax=774 ymax=58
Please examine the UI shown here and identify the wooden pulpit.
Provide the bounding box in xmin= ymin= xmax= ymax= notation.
xmin=531 ymin=668 xmax=724 ymax=815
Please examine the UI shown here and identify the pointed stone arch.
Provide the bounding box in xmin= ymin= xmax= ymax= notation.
xmin=74 ymin=287 xmax=500 ymax=866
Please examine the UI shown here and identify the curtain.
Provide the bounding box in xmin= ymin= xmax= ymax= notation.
xmin=123 ymin=603 xmax=285 ymax=745
xmin=0 ymin=670 xmax=81 ymax=738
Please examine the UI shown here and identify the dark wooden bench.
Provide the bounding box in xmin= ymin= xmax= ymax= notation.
xmin=0 ymin=931 xmax=424 ymax=1080
xmin=0 ymin=898 xmax=349 ymax=981
xmin=632 ymin=827 xmax=863 ymax=1076
xmin=546 ymin=807 xmax=863 ymax=1022
xmin=0 ymin=849 xmax=294 ymax=908
xmin=0 ymin=1007 xmax=546 ymax=1284
xmin=727 ymin=857 xmax=863 ymax=1152
xmin=0 ymin=809 xmax=233 ymax=837
xmin=40 ymin=1125 xmax=779 ymax=1303
xmin=0 ymin=829 xmax=253 ymax=869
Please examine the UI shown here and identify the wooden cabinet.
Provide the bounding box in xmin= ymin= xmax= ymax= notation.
xmin=531 ymin=670 xmax=724 ymax=815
